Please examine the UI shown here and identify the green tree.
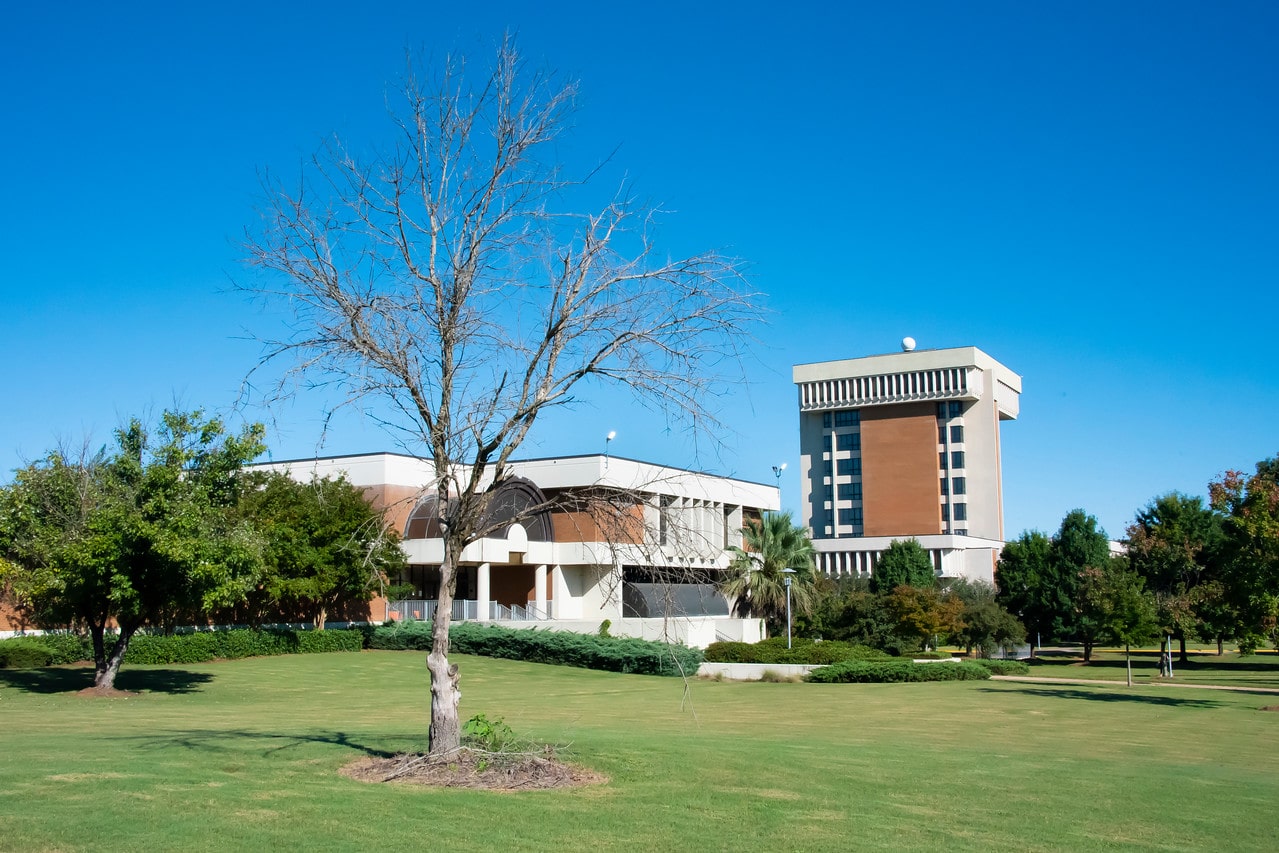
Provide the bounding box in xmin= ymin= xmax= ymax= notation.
xmin=794 ymin=576 xmax=903 ymax=651
xmin=1097 ymin=559 xmax=1160 ymax=686
xmin=992 ymin=526 xmax=1053 ymax=654
xmin=871 ymin=538 xmax=935 ymax=593
xmin=0 ymin=411 xmax=265 ymax=691
xmin=720 ymin=511 xmax=817 ymax=633
xmin=1210 ymin=456 xmax=1279 ymax=651
xmin=948 ymin=579 xmax=1026 ymax=658
xmin=1053 ymin=509 xmax=1111 ymax=660
xmin=239 ymin=472 xmax=407 ymax=629
xmin=1126 ymin=492 xmax=1226 ymax=662
xmin=885 ymin=585 xmax=966 ymax=652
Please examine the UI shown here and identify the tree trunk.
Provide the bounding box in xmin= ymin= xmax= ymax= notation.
xmin=94 ymin=625 xmax=137 ymax=691
xmin=427 ymin=541 xmax=463 ymax=756
xmin=1178 ymin=634 xmax=1188 ymax=664
xmin=1083 ymin=639 xmax=1093 ymax=662
xmin=315 ymin=605 xmax=327 ymax=631
xmin=1217 ymin=637 xmax=1224 ymax=656
xmin=1125 ymin=643 xmax=1132 ymax=687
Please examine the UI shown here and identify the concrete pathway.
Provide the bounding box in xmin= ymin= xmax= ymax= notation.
xmin=991 ymin=674 xmax=1279 ymax=695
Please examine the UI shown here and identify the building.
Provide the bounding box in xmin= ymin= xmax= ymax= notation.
xmin=793 ymin=344 xmax=1021 ymax=583
xmin=256 ymin=452 xmax=778 ymax=648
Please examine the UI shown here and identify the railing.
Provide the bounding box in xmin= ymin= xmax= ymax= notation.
xmin=387 ymin=600 xmax=551 ymax=623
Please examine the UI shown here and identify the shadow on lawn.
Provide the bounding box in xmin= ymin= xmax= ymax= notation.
xmin=1029 ymin=656 xmax=1279 ymax=674
xmin=0 ymin=666 xmax=214 ymax=695
xmin=120 ymin=728 xmax=407 ymax=759
xmin=981 ymin=684 xmax=1226 ymax=708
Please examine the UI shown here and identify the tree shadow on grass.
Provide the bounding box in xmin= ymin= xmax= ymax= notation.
xmin=979 ymin=684 xmax=1226 ymax=708
xmin=116 ymin=728 xmax=409 ymax=760
xmin=0 ymin=666 xmax=214 ymax=695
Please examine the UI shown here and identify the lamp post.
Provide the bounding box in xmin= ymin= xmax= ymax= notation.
xmin=782 ymin=568 xmax=797 ymax=649
xmin=604 ymin=430 xmax=616 ymax=469
xmin=772 ymin=462 xmax=787 ymax=491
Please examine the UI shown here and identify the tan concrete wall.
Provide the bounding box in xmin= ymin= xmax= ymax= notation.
xmin=861 ymin=402 xmax=942 ymax=536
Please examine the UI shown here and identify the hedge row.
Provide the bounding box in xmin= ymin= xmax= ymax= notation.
xmin=970 ymin=658 xmax=1031 ymax=676
xmin=704 ymin=637 xmax=892 ymax=665
xmin=368 ymin=621 xmax=702 ymax=676
xmin=0 ymin=629 xmax=363 ymax=668
xmin=806 ymin=660 xmax=992 ymax=683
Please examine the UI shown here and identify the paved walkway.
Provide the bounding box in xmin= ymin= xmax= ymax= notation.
xmin=991 ymin=675 xmax=1279 ymax=695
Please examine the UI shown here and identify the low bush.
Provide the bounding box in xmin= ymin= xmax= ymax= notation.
xmin=368 ymin=621 xmax=702 ymax=676
xmin=806 ymin=660 xmax=991 ymax=683
xmin=704 ymin=637 xmax=891 ymax=666
xmin=0 ymin=638 xmax=56 ymax=669
xmin=123 ymin=628 xmax=363 ymax=664
xmin=971 ymin=658 xmax=1030 ymax=676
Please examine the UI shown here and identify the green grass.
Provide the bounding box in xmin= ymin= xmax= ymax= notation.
xmin=1022 ymin=649 xmax=1279 ymax=689
xmin=2 ymin=651 xmax=1278 ymax=852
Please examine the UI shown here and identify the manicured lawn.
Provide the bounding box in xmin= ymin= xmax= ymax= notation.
xmin=2 ymin=651 xmax=1278 ymax=851
xmin=1023 ymin=649 xmax=1279 ymax=690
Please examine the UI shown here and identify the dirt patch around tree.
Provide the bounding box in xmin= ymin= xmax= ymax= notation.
xmin=341 ymin=748 xmax=608 ymax=791
xmin=75 ymin=686 xmax=138 ymax=698
xmin=1261 ymin=705 xmax=1279 ymax=712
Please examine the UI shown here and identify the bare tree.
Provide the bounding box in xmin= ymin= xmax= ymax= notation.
xmin=244 ymin=38 xmax=761 ymax=756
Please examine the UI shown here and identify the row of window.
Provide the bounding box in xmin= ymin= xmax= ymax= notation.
xmin=939 ymin=424 xmax=963 ymax=444
xmin=822 ymin=458 xmax=863 ymax=477
xmin=836 ymin=431 xmax=861 ymax=451
xmin=940 ymin=451 xmax=965 ymax=470
xmin=937 ymin=401 xmax=964 ymax=419
xmin=942 ymin=503 xmax=968 ymax=521
xmin=821 ymin=508 xmax=864 ymax=526
xmin=822 ymin=410 xmax=861 ymax=428
xmin=941 ymin=477 xmax=966 ymax=496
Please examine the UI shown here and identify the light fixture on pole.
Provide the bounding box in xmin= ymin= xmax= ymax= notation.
xmin=782 ymin=568 xmax=797 ymax=650
xmin=604 ymin=430 xmax=617 ymax=469
xmin=772 ymin=462 xmax=787 ymax=489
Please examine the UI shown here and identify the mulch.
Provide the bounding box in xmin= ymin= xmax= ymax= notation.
xmin=341 ymin=748 xmax=607 ymax=791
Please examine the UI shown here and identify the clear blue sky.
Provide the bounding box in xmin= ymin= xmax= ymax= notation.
xmin=3 ymin=1 xmax=1277 ymax=540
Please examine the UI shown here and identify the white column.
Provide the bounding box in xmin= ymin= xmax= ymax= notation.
xmin=551 ymin=564 xmax=567 ymax=619
xmin=477 ymin=562 xmax=491 ymax=621
xmin=534 ymin=564 xmax=548 ymax=618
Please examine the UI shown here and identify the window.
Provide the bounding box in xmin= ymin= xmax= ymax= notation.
xmin=838 ymin=482 xmax=863 ymax=501
xmin=836 ymin=432 xmax=859 ymax=451
xmin=825 ymin=434 xmax=833 ymax=452
xmin=954 ymin=529 xmax=968 ymax=536
xmin=936 ymin=402 xmax=948 ymax=419
xmin=850 ymin=457 xmax=861 ymax=476
xmin=952 ymin=476 xmax=966 ymax=496
xmin=938 ymin=424 xmax=947 ymax=444
xmin=823 ymin=484 xmax=833 ymax=500
xmin=839 ymin=508 xmax=864 ymax=526
xmin=953 ymin=503 xmax=967 ymax=521
xmin=834 ymin=410 xmax=860 ymax=427
xmin=941 ymin=503 xmax=949 ymax=522
xmin=939 ymin=452 xmax=947 ymax=470
xmin=823 ymin=509 xmax=834 ymax=525
xmin=948 ymin=401 xmax=963 ymax=417
xmin=950 ymin=425 xmax=964 ymax=443
xmin=940 ymin=477 xmax=948 ymax=496
xmin=822 ymin=412 xmax=831 ymax=428
xmin=837 ymin=458 xmax=854 ymax=476
xmin=851 ymin=507 xmax=863 ymax=525
xmin=951 ymin=451 xmax=965 ymax=470
xmin=823 ymin=460 xmax=832 ymax=476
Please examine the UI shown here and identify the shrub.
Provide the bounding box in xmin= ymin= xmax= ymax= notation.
xmin=122 ymin=628 xmax=363 ymax=665
xmin=703 ymin=637 xmax=890 ymax=666
xmin=806 ymin=660 xmax=991 ymax=683
xmin=970 ymin=659 xmax=1030 ymax=676
xmin=0 ymin=638 xmax=55 ymax=669
xmin=367 ymin=621 xmax=702 ymax=676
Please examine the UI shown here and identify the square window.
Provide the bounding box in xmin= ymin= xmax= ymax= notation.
xmin=836 ymin=432 xmax=856 ymax=451
xmin=838 ymin=508 xmax=854 ymax=525
xmin=948 ymin=401 xmax=963 ymax=417
xmin=837 ymin=458 xmax=854 ymax=476
xmin=952 ymin=476 xmax=966 ymax=496
xmin=950 ymin=425 xmax=964 ymax=443
xmin=953 ymin=503 xmax=967 ymax=521
xmin=837 ymin=483 xmax=853 ymax=501
xmin=951 ymin=451 xmax=965 ymax=470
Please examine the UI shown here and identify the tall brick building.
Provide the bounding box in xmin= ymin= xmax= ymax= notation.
xmin=793 ymin=344 xmax=1021 ymax=583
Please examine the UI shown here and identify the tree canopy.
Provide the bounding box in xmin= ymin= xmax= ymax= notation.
xmin=720 ymin=512 xmax=817 ymax=631
xmin=871 ymin=538 xmax=935 ymax=592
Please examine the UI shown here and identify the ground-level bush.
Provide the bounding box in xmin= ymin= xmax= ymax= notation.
xmin=0 ymin=638 xmax=56 ymax=669
xmin=368 ymin=621 xmax=702 ymax=676
xmin=123 ymin=628 xmax=363 ymax=664
xmin=0 ymin=633 xmax=93 ymax=666
xmin=970 ymin=659 xmax=1030 ymax=676
xmin=704 ymin=637 xmax=891 ymax=665
xmin=806 ymin=660 xmax=991 ymax=683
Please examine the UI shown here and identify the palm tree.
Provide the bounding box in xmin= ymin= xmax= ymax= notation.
xmin=719 ymin=511 xmax=818 ymax=629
